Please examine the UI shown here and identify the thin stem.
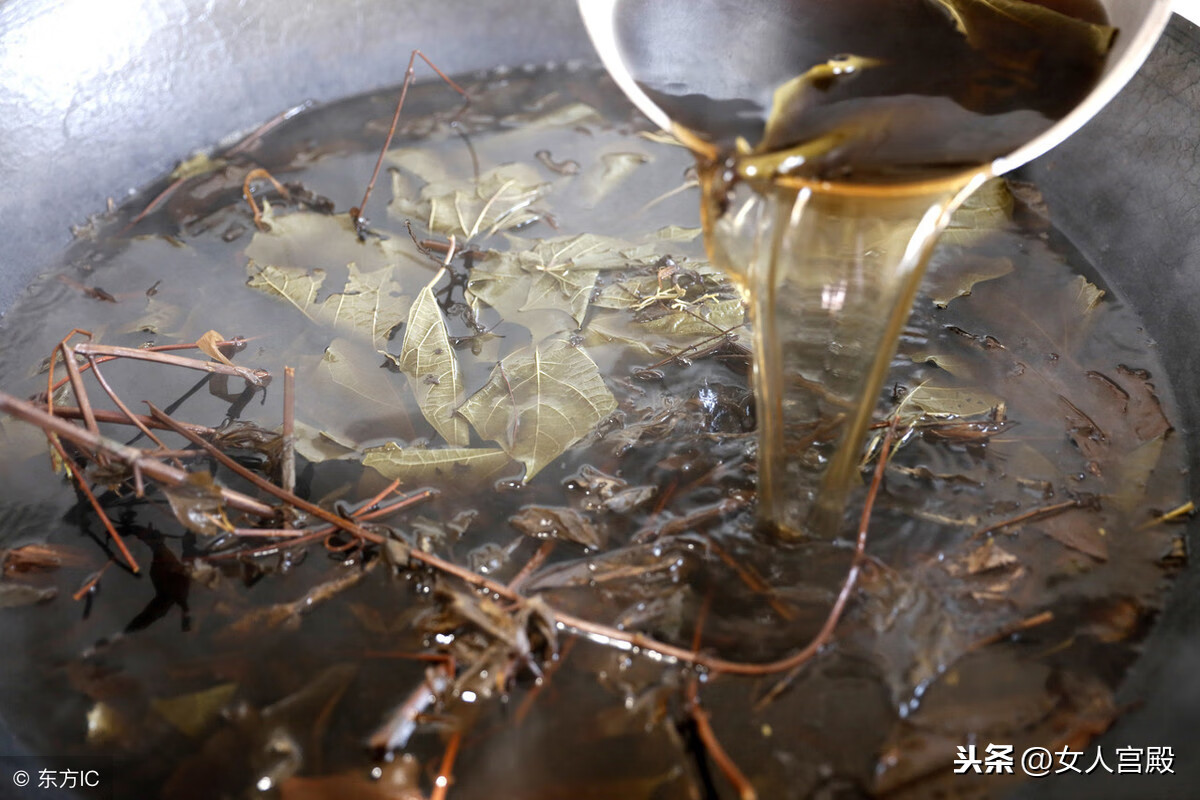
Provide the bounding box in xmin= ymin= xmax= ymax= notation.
xmin=0 ymin=391 xmax=276 ymax=518
xmin=353 ymin=50 xmax=469 ymax=232
xmin=281 ymin=366 xmax=296 ymax=496
xmin=73 ymin=343 xmax=270 ymax=387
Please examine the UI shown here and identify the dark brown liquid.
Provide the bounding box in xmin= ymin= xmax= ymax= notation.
xmin=633 ymin=0 xmax=1112 ymax=180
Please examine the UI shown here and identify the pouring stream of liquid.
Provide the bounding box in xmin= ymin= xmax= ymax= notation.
xmin=702 ymin=163 xmax=990 ymax=538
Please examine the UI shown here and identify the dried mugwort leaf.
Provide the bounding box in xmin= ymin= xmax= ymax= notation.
xmin=393 ymin=269 xmax=469 ymax=445
xmin=390 ymin=161 xmax=550 ymax=239
xmin=897 ymin=384 xmax=1002 ymax=425
xmin=459 ymin=339 xmax=617 ymax=481
xmin=362 ymin=444 xmax=513 ymax=485
xmin=248 ymin=261 xmax=411 ymax=348
xmin=469 ymin=233 xmax=661 ymax=328
xmin=318 ymin=338 xmax=406 ymax=410
xmin=510 ymin=505 xmax=605 ymax=550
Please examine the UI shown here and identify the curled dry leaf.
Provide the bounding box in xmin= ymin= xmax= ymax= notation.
xmin=459 ymin=339 xmax=617 ymax=481
xmin=510 ymin=505 xmax=605 ymax=550
xmin=162 ymin=472 xmax=233 ymax=537
xmin=196 ymin=330 xmax=236 ymax=367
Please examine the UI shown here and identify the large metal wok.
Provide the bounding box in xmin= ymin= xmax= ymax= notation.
xmin=0 ymin=2 xmax=1198 ymax=797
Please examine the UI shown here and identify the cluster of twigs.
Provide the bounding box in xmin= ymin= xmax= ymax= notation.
xmin=0 ymin=322 xmax=906 ymax=798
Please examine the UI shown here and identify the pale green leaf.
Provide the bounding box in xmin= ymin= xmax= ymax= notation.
xmin=650 ymin=225 xmax=703 ymax=243
xmin=1070 ymin=274 xmax=1105 ymax=314
xmin=248 ymin=261 xmax=410 ymax=347
xmin=170 ymin=152 xmax=226 ymax=182
xmin=395 ymin=271 xmax=470 ymax=445
xmin=292 ymin=421 xmax=359 ymax=464
xmin=319 ymin=338 xmax=406 ymax=409
xmin=390 ymin=162 xmax=549 ymax=239
xmin=757 ymin=55 xmax=883 ymax=154
xmin=469 ymin=234 xmax=661 ymax=327
xmin=939 ymin=178 xmax=1015 ymax=249
xmin=152 ymin=683 xmax=238 ymax=737
xmin=459 ymin=340 xmax=617 ymax=481
xmin=909 ymin=352 xmax=974 ymax=379
xmin=927 ymin=255 xmax=1013 ymax=308
xmin=579 ymin=152 xmax=650 ymax=207
xmin=363 ymin=443 xmax=514 ymax=484
xmin=898 ymin=384 xmax=1002 ymax=425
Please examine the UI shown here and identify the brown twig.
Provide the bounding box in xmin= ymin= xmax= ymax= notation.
xmin=85 ymin=356 xmax=178 ymax=466
xmin=50 ymin=406 xmax=216 ymax=437
xmin=0 ymin=391 xmax=276 ymax=518
xmin=72 ymin=557 xmax=115 ymax=601
xmin=73 ymin=343 xmax=270 ymax=387
xmin=352 ymin=49 xmax=469 ymax=233
xmin=281 ymin=366 xmax=296 ymax=496
xmin=430 ymin=730 xmax=462 ymax=800
xmin=971 ymin=499 xmax=1083 ymax=539
xmin=47 ymin=436 xmax=139 ymax=574
xmin=47 ymin=338 xmax=252 ymax=396
xmin=242 ymin=168 xmax=291 ymax=231
xmin=968 ymin=610 xmax=1055 ymax=651
xmin=507 ymin=540 xmax=556 ymax=593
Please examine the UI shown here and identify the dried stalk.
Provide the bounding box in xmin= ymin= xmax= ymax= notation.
xmin=73 ymin=342 xmax=270 ymax=387
xmin=0 ymin=392 xmax=275 ymax=518
xmin=281 ymin=366 xmax=296 ymax=496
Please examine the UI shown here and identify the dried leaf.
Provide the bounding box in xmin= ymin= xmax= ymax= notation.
xmin=162 ymin=472 xmax=232 ymax=537
xmin=579 ymin=151 xmax=650 ymax=207
xmin=965 ymin=540 xmax=1019 ymax=574
xmin=362 ymin=444 xmax=513 ymax=485
xmin=152 ymin=683 xmax=238 ymax=737
xmin=1039 ymin=509 xmax=1108 ymax=561
xmin=291 ymin=422 xmax=359 ymax=464
xmin=927 ymin=255 xmax=1013 ymax=308
xmin=931 ymin=0 xmax=1116 ymax=57
xmin=756 ymin=55 xmax=884 ymax=153
xmin=170 ymin=152 xmax=225 ymax=182
xmin=119 ymin=297 xmax=186 ymax=335
xmin=650 ymin=225 xmax=702 ymax=243
xmin=459 ymin=340 xmax=617 ymax=481
xmin=898 ymin=384 xmax=1002 ymax=424
xmin=469 ymin=234 xmax=660 ymax=329
xmin=248 ymin=261 xmax=411 ymax=348
xmin=196 ymin=330 xmax=235 ymax=367
xmin=394 ymin=270 xmax=469 ymax=445
xmin=0 ymin=581 xmax=57 ymax=608
xmin=510 ymin=506 xmax=605 ymax=550
xmin=390 ymin=161 xmax=549 ymax=239
xmin=318 ymin=338 xmax=406 ymax=410
xmin=938 ymin=178 xmax=1015 ymax=249
xmin=1111 ymin=434 xmax=1167 ymax=512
